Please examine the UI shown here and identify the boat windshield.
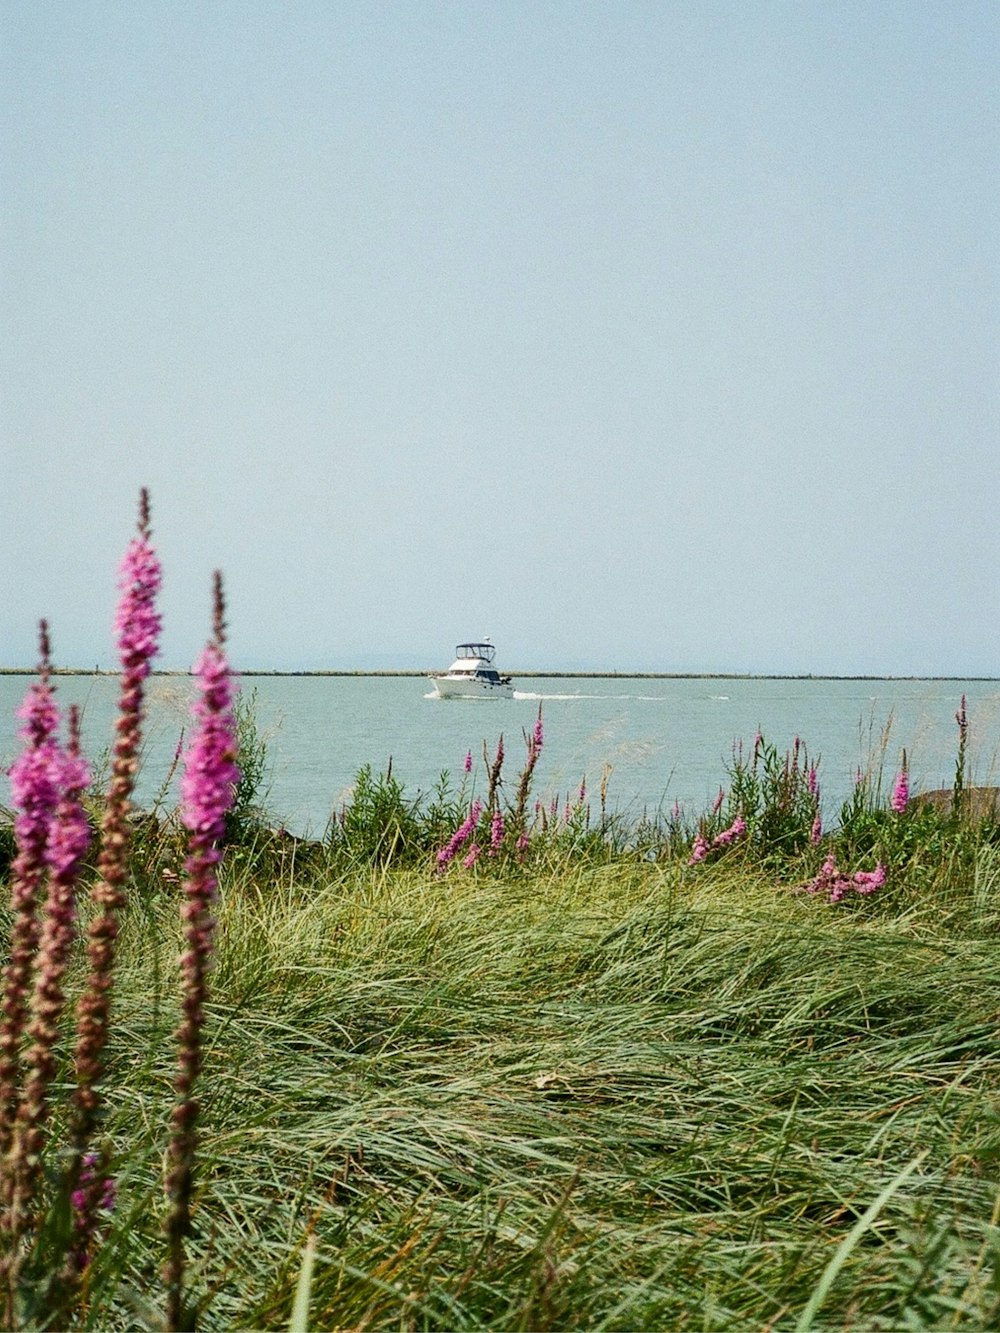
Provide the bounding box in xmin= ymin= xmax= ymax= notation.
xmin=455 ymin=642 xmax=496 ymax=663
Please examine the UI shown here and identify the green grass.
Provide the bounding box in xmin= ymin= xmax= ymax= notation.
xmin=48 ymin=841 xmax=1000 ymax=1331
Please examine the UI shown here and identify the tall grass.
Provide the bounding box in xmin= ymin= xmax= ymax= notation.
xmin=3 ymin=497 xmax=1000 ymax=1328
xmin=54 ymin=842 xmax=1000 ymax=1330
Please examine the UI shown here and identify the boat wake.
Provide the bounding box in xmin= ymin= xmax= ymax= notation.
xmin=513 ymin=690 xmax=668 ymax=703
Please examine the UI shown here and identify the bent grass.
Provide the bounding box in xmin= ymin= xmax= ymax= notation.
xmin=52 ymin=845 xmax=1000 ymax=1331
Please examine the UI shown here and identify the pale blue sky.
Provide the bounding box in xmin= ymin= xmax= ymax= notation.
xmin=2 ymin=1 xmax=997 ymax=673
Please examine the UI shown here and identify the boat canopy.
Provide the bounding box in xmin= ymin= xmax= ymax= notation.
xmin=455 ymin=642 xmax=496 ymax=663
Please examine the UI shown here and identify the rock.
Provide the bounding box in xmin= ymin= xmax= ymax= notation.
xmin=913 ymin=787 xmax=1000 ymax=819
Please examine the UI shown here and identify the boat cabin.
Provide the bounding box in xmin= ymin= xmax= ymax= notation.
xmin=454 ymin=642 xmax=497 ymax=664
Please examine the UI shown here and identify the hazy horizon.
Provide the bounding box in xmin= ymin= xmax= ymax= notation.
xmin=4 ymin=2 xmax=997 ymax=677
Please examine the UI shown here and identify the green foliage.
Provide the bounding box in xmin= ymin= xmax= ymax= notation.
xmin=0 ymin=812 xmax=14 ymax=881
xmin=330 ymin=762 xmax=426 ymax=867
xmin=724 ymin=733 xmax=820 ymax=860
xmin=226 ymin=687 xmax=271 ymax=843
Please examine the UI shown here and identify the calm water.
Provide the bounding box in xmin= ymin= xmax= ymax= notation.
xmin=2 ymin=674 xmax=999 ymax=837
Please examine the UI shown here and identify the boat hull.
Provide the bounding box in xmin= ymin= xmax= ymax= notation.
xmin=429 ymin=674 xmax=514 ymax=700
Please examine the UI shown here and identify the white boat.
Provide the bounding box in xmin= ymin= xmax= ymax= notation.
xmin=429 ymin=640 xmax=514 ymax=699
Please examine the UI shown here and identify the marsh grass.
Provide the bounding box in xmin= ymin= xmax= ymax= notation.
xmin=36 ymin=827 xmax=998 ymax=1331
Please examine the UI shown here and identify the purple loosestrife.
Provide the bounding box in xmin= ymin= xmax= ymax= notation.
xmin=436 ymin=801 xmax=483 ymax=871
xmin=70 ymin=1151 xmax=116 ymax=1273
xmin=890 ymin=752 xmax=909 ymax=814
xmin=801 ymin=854 xmax=887 ymax=903
xmin=489 ymin=809 xmax=505 ymax=857
xmin=69 ymin=490 xmax=161 ymax=1271
xmin=712 ymin=815 xmax=746 ymax=848
xmin=0 ymin=625 xmax=62 ymax=1162
xmin=165 ymin=573 xmax=239 ymax=1333
xmin=689 ymin=834 xmax=709 ymax=865
xmin=462 ymin=844 xmax=482 ymax=870
xmin=6 ymin=712 xmax=91 ymax=1255
xmin=810 ymin=812 xmax=823 ymax=846
xmin=512 ymin=713 xmax=544 ymax=829
xmin=463 ymin=750 xmax=473 ymax=775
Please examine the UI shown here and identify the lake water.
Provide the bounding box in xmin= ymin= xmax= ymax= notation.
xmin=2 ymin=674 xmax=999 ymax=837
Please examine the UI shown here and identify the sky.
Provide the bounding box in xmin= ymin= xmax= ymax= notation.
xmin=2 ymin=0 xmax=998 ymax=674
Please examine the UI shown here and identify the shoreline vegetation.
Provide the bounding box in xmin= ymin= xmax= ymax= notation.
xmin=4 ymin=497 xmax=1000 ymax=1331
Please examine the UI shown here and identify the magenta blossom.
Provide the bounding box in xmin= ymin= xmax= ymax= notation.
xmin=463 ymin=750 xmax=473 ymax=774
xmin=802 ymin=854 xmax=886 ymax=903
xmin=489 ymin=809 xmax=505 ymax=856
xmin=114 ymin=519 xmax=162 ymax=679
xmin=8 ymin=674 xmax=63 ymax=854
xmin=890 ymin=769 xmax=909 ymax=814
xmin=462 ymin=843 xmax=482 ymax=869
xmin=689 ymin=834 xmax=709 ymax=865
xmin=437 ymin=800 xmax=483 ymax=869
xmin=810 ymin=812 xmax=823 ymax=846
xmin=713 ymin=815 xmax=746 ymax=848
xmin=180 ymin=642 xmax=240 ymax=843
xmin=852 ymin=863 xmax=886 ymax=895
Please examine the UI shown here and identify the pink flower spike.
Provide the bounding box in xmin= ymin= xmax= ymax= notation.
xmin=489 ymin=809 xmax=505 ymax=855
xmin=711 ymin=815 xmax=746 ymax=850
xmin=166 ymin=573 xmax=239 ymax=1331
xmin=462 ymin=843 xmax=481 ymax=869
xmin=436 ymin=800 xmax=483 ymax=870
xmin=711 ymin=787 xmax=725 ymax=815
xmin=810 ymin=813 xmax=822 ymax=846
xmin=113 ymin=496 xmax=162 ymax=680
xmin=1 ymin=624 xmax=62 ymax=1156
xmin=180 ymin=642 xmax=240 ymax=841
xmin=463 ymin=750 xmax=473 ymax=774
xmin=890 ymin=770 xmax=909 ymax=814
xmin=853 ymin=863 xmax=886 ymax=895
xmin=689 ymin=834 xmax=709 ymax=865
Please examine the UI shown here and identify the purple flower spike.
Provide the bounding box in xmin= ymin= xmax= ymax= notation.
xmin=180 ymin=642 xmax=240 ymax=843
xmin=462 ymin=843 xmax=482 ymax=869
xmin=489 ymin=809 xmax=505 ymax=856
xmin=166 ymin=572 xmax=239 ymax=1332
xmin=463 ymin=750 xmax=473 ymax=774
xmin=114 ymin=504 xmax=163 ymax=680
xmin=437 ymin=800 xmax=483 ymax=870
xmin=689 ymin=834 xmax=709 ymax=865
xmin=0 ymin=624 xmax=62 ymax=1158
xmin=890 ymin=768 xmax=909 ymax=814
xmin=71 ymin=491 xmax=161 ymax=1271
xmin=853 ymin=863 xmax=887 ymax=895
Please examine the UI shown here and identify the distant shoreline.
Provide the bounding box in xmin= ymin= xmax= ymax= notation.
xmin=1 ymin=668 xmax=997 ymax=682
